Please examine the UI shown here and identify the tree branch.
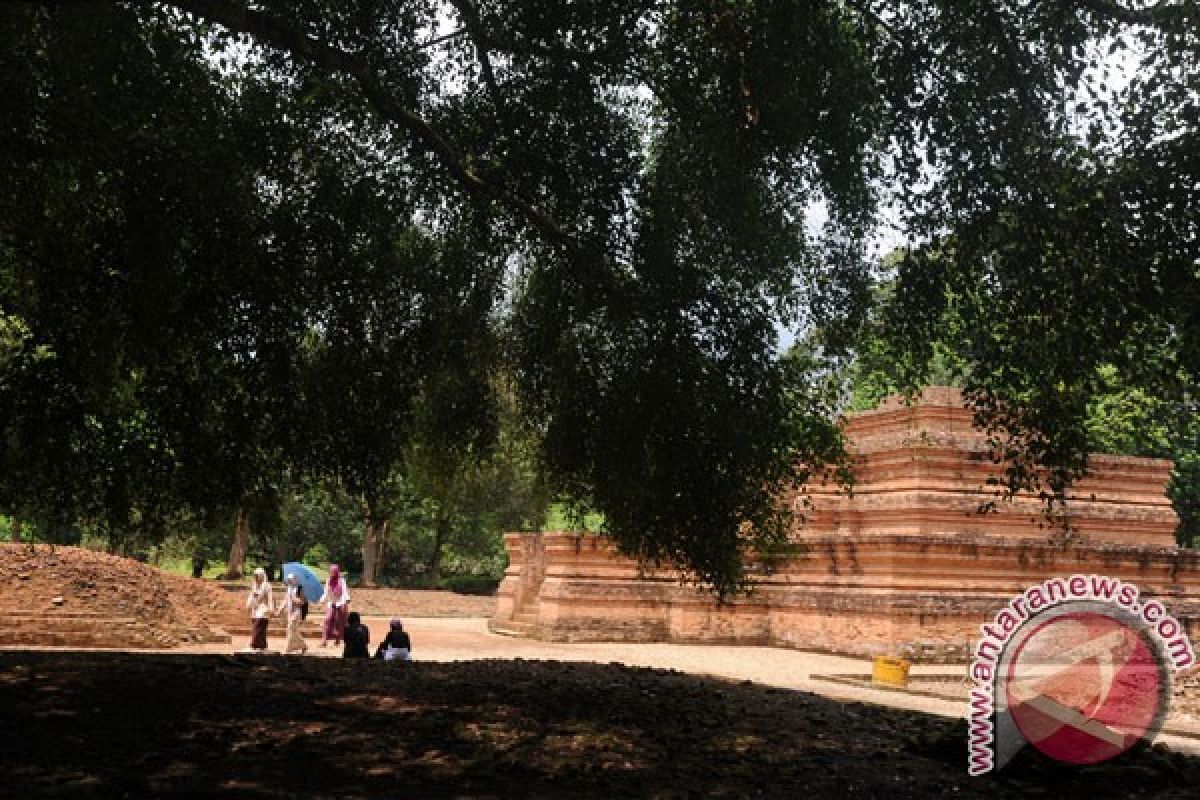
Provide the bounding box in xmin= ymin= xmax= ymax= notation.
xmin=418 ymin=26 xmax=468 ymax=51
xmin=150 ymin=0 xmax=575 ymax=250
xmin=1073 ymin=0 xmax=1175 ymax=27
xmin=446 ymin=0 xmax=501 ymax=103
xmin=842 ymin=0 xmax=901 ymax=40
xmin=982 ymin=2 xmax=1043 ymax=128
xmin=841 ymin=0 xmax=957 ymax=110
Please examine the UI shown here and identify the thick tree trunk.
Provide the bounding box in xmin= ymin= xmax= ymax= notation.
xmin=427 ymin=516 xmax=449 ymax=585
xmin=225 ymin=507 xmax=250 ymax=580
xmin=273 ymin=541 xmax=289 ymax=582
xmin=361 ymin=510 xmax=377 ymax=587
xmin=10 ymin=518 xmax=21 ymax=544
xmin=361 ymin=501 xmax=389 ymax=587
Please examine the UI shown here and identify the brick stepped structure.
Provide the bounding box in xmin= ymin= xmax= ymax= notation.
xmin=0 ymin=611 xmax=179 ymax=648
xmin=493 ymin=387 xmax=1200 ymax=661
xmin=491 ymin=534 xmax=546 ymax=637
xmin=0 ymin=544 xmax=237 ymax=649
xmin=220 ymin=613 xmax=324 ymax=641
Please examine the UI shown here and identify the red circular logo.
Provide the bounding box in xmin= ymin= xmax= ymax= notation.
xmin=1004 ymin=610 xmax=1166 ymax=765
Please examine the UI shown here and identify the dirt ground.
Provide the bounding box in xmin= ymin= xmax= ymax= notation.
xmin=7 ymin=547 xmax=1200 ymax=797
xmin=303 ymin=587 xmax=495 ymax=618
xmin=6 ymin=649 xmax=1200 ymax=799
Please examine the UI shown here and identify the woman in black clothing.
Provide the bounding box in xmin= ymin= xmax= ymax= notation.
xmin=375 ymin=618 xmax=412 ymax=661
xmin=342 ymin=611 xmax=370 ymax=658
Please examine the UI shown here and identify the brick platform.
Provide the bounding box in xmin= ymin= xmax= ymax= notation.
xmin=492 ymin=388 xmax=1200 ymax=661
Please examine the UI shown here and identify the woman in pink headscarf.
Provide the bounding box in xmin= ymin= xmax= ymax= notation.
xmin=318 ymin=564 xmax=351 ymax=647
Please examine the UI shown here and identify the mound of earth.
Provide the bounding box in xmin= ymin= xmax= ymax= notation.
xmin=0 ymin=544 xmax=244 ymax=648
xmin=4 ymin=651 xmax=1200 ymax=798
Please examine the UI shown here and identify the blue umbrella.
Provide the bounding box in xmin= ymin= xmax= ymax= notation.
xmin=282 ymin=562 xmax=324 ymax=607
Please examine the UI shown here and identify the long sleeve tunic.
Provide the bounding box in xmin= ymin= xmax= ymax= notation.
xmin=246 ymin=582 xmax=275 ymax=619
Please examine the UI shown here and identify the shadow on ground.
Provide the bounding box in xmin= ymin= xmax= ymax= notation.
xmin=2 ymin=652 xmax=1199 ymax=798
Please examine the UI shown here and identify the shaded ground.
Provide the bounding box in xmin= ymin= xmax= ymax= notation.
xmin=5 ymin=651 xmax=1200 ymax=799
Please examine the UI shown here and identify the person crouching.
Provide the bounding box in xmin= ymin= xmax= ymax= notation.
xmin=374 ymin=618 xmax=412 ymax=661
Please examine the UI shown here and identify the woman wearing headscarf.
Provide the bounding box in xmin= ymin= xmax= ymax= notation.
xmin=374 ymin=618 xmax=412 ymax=661
xmin=279 ymin=573 xmax=308 ymax=655
xmin=319 ymin=563 xmax=351 ymax=647
xmin=245 ymin=568 xmax=275 ymax=652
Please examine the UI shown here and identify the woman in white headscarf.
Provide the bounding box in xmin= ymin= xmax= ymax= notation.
xmin=279 ymin=573 xmax=308 ymax=655
xmin=245 ymin=567 xmax=275 ymax=651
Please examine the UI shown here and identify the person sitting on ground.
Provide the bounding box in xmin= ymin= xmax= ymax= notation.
xmin=342 ymin=611 xmax=370 ymax=659
xmin=373 ymin=618 xmax=412 ymax=662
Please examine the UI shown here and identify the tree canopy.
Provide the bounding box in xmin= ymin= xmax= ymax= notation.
xmin=2 ymin=1 xmax=1198 ymax=593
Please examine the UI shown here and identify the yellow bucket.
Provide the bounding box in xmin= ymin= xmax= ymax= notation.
xmin=872 ymin=656 xmax=911 ymax=688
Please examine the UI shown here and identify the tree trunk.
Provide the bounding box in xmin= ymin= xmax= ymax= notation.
xmin=378 ymin=519 xmax=390 ymax=577
xmin=273 ymin=540 xmax=289 ymax=582
xmin=10 ymin=518 xmax=21 ymax=544
xmin=225 ymin=507 xmax=250 ymax=580
xmin=361 ymin=500 xmax=388 ymax=587
xmin=428 ymin=516 xmax=449 ymax=585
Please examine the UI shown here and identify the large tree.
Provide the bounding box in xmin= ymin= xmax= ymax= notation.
xmin=4 ymin=1 xmax=1198 ymax=593
xmin=0 ymin=3 xmax=277 ymax=547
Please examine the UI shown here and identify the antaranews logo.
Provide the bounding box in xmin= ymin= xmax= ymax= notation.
xmin=967 ymin=575 xmax=1195 ymax=775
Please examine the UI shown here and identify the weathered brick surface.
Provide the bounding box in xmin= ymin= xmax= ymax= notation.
xmin=492 ymin=388 xmax=1200 ymax=661
xmin=0 ymin=544 xmax=240 ymax=648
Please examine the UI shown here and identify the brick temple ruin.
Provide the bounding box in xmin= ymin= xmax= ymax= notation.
xmin=492 ymin=387 xmax=1200 ymax=661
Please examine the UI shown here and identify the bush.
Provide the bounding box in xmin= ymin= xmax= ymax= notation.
xmin=303 ymin=543 xmax=331 ymax=567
